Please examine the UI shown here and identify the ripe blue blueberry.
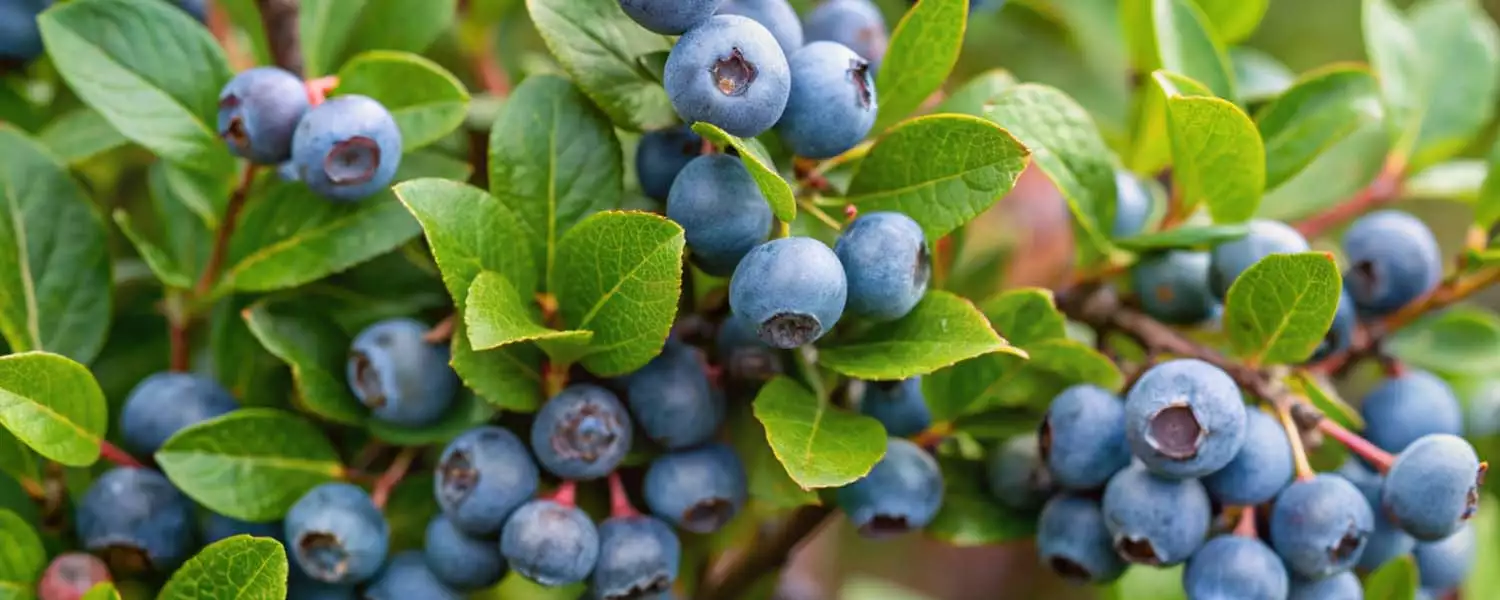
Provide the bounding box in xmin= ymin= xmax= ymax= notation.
xmin=663 ymin=15 xmax=791 ymax=138
xmin=729 ymin=236 xmax=848 ymax=349
xmin=1035 ymin=494 xmax=1126 ymax=584
xmin=645 ymin=443 xmax=747 ymax=533
xmin=834 ymin=212 xmax=929 ymax=322
xmin=288 ymin=562 xmax=358 ymax=600
xmin=1100 ymin=462 xmax=1211 ymax=566
xmin=666 ymin=154 xmax=773 ymax=276
xmin=1208 ymin=219 xmax=1310 ymax=300
xmin=1182 ymin=536 xmax=1290 ymax=600
xmin=364 ymin=551 xmax=461 ymax=600
xmin=177 ymin=0 xmax=207 ymax=22
xmin=348 ymin=318 xmax=459 ymax=426
xmin=119 ymin=371 xmax=238 ymax=456
xmin=1413 ymin=522 xmax=1475 ymax=591
xmin=715 ymin=313 xmax=784 ymax=385
xmin=636 ymin=125 xmax=706 ymax=202
xmin=531 ymin=384 xmax=634 ymax=480
xmin=1112 ymin=170 xmax=1153 ymax=238
xmin=1201 ymin=409 xmax=1293 ymax=505
xmin=620 ymin=0 xmax=722 ymax=35
xmin=804 ymin=0 xmax=888 ymax=71
xmin=591 ymin=516 xmax=682 ymax=599
xmin=500 ymin=499 xmax=601 ymax=587
xmin=0 ymin=0 xmax=48 ymax=62
xmin=1131 ymin=250 xmax=1217 ymax=325
xmin=858 ymin=378 xmax=931 ymax=438
xmin=1382 ymin=433 xmax=1485 ymax=541
xmin=1268 ymin=474 xmax=1373 ymax=579
xmin=423 ymin=515 xmax=506 ymax=591
xmin=76 ymin=468 xmax=196 ymax=572
xmin=290 ymin=95 xmax=402 ymax=202
xmin=836 ymin=438 xmax=944 ymax=538
xmin=38 ymin=553 xmax=111 ymax=600
xmin=625 ymin=340 xmax=726 ymax=449
xmin=284 ymin=483 xmax=389 ymax=585
xmin=1338 ymin=458 xmax=1415 ymax=572
xmin=1310 ymin=289 xmax=1356 ymax=362
xmin=1040 ymin=384 xmax=1130 ymax=491
xmin=1342 ymin=209 xmax=1442 ymax=316
xmin=1360 ymin=369 xmax=1463 ymax=455
xmin=435 ymin=426 xmax=539 ymax=536
xmin=217 ymin=67 xmax=309 ymax=164
xmin=718 ymin=0 xmax=803 ymax=54
xmin=775 ymin=41 xmax=877 ymax=159
xmin=202 ymin=514 xmax=282 ymax=545
xmin=1123 ymin=359 xmax=1247 ymax=479
xmin=985 ymin=433 xmax=1054 ymax=511
xmin=1289 ymin=572 xmax=1361 ymax=600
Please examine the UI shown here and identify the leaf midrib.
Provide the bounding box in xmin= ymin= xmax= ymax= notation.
xmin=573 ymin=232 xmax=681 ymax=330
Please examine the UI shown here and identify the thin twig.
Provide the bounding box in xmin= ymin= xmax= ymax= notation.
xmin=195 ymin=166 xmax=258 ymax=296
xmin=371 ymin=447 xmax=419 ymax=510
xmin=99 ymin=441 xmax=144 ymax=469
xmin=694 ymin=506 xmax=834 ymax=600
xmin=254 ymin=0 xmax=303 ymax=75
xmin=1317 ymin=418 xmax=1395 ymax=472
xmin=1293 ymin=164 xmax=1403 ymax=239
xmin=469 ymin=26 xmax=510 ymax=96
xmin=423 ymin=314 xmax=456 ymax=344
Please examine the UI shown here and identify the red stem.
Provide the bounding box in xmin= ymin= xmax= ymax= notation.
xmin=1233 ymin=506 xmax=1258 ymax=538
xmin=470 ymin=28 xmax=510 ymax=96
xmin=1293 ymin=165 xmax=1402 ymax=239
xmin=423 ymin=314 xmax=455 ymax=344
xmin=195 ymin=165 xmax=259 ymax=296
xmin=546 ymin=481 xmax=578 ymax=508
xmin=371 ymin=447 xmax=418 ymax=510
xmin=1317 ymin=419 xmax=1395 ymax=472
xmin=169 ymin=319 xmax=190 ymax=372
xmin=304 ymin=76 xmax=339 ymax=106
xmin=608 ymin=472 xmax=638 ymax=518
xmin=99 ymin=441 xmax=144 ymax=469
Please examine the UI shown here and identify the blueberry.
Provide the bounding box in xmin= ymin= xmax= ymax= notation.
xmin=729 ymin=237 xmax=848 ymax=349
xmin=422 ymin=515 xmax=506 ymax=591
xmin=0 ymin=0 xmax=49 ymax=62
xmin=591 ymin=516 xmax=681 ymax=599
xmin=1201 ymin=409 xmax=1293 ymax=505
xmin=1040 ymin=384 xmax=1130 ymax=491
xmin=1342 ymin=209 xmax=1442 ymax=316
xmin=836 ymin=438 xmax=944 ymax=538
xmin=858 ymin=378 xmax=931 ymax=438
xmin=290 ymin=95 xmax=402 ymax=202
xmin=38 ymin=553 xmax=112 ymax=600
xmin=1382 ymin=433 xmax=1485 ymax=541
xmin=1182 ymin=536 xmax=1290 ymax=600
xmin=644 ymin=443 xmax=747 ymax=533
xmin=804 ymin=0 xmax=888 ymax=71
xmin=435 ymin=426 xmax=539 ymax=535
xmin=1268 ymin=474 xmax=1373 ymax=579
xmin=663 ymin=15 xmax=791 ymax=138
xmin=834 ymin=212 xmax=929 ymax=322
xmin=636 ymin=125 xmax=707 ymax=202
xmin=984 ymin=433 xmax=1054 ymax=511
xmin=775 ymin=41 xmax=877 ymax=159
xmin=289 ymin=561 xmax=357 ymax=600
xmin=531 ymin=384 xmax=634 ymax=480
xmin=177 ymin=0 xmax=207 ymax=22
xmin=363 ymin=551 xmax=461 ymax=600
xmin=1288 ymin=572 xmax=1362 ymax=600
xmin=1112 ymin=170 xmax=1153 ymax=238
xmin=1100 ymin=462 xmax=1211 ymax=566
xmin=1206 ymin=219 xmax=1310 ymax=300
xmin=500 ymin=499 xmax=601 ymax=587
xmin=714 ymin=313 xmax=784 ymax=385
xmin=1123 ymin=359 xmax=1247 ymax=479
xmin=76 ymin=467 xmax=196 ymax=572
xmin=1130 ymin=250 xmax=1217 ymax=325
xmin=119 ymin=372 xmax=238 ymax=456
xmin=284 ymin=483 xmax=389 ymax=585
xmin=1310 ymin=289 xmax=1356 ymax=362
xmin=1360 ymin=369 xmax=1463 ymax=455
xmin=1413 ymin=522 xmax=1475 ymax=590
xmin=202 ymin=514 xmax=282 ymax=545
xmin=717 ymin=0 xmax=803 ymax=54
xmin=620 ymin=0 xmax=722 ymax=35
xmin=1035 ymin=494 xmax=1126 ymax=584
xmin=625 ymin=340 xmax=726 ymax=449
xmin=217 ymin=67 xmax=309 ymax=164
xmin=347 ymin=318 xmax=458 ymax=426
xmin=666 ymin=154 xmax=773 ymax=276
xmin=1338 ymin=458 xmax=1416 ymax=572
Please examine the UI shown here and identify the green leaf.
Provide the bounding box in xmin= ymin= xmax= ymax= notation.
xmin=1256 ymin=66 xmax=1386 ymax=192
xmin=873 ymin=0 xmax=968 ymax=131
xmin=157 ymin=536 xmax=288 ymax=600
xmin=243 ymin=303 xmax=367 ymax=425
xmin=1115 ymin=224 xmax=1251 ymax=252
xmin=1363 ymin=0 xmax=1425 ymax=160
xmin=112 ymin=209 xmax=194 ymax=289
xmin=935 ymin=69 xmax=1018 ymax=117
xmin=982 ymin=85 xmax=1115 ymax=259
xmin=384 ymin=474 xmax=439 ymax=553
xmin=1288 ymin=371 xmax=1363 ymax=430
xmin=299 ymin=0 xmax=366 ymax=76
xmin=1387 ymin=306 xmax=1500 ymax=377
xmin=211 ymin=295 xmax=292 ymax=410
xmin=80 ymin=583 xmax=120 ymax=600
xmin=691 ymin=122 xmax=796 ymax=223
xmin=924 ymin=458 xmax=1035 ymax=545
xmin=156 ymin=409 xmax=344 ymax=522
xmin=752 ymin=377 xmax=886 ymax=489
xmin=1408 ymin=0 xmax=1500 ymax=172
xmin=1230 ymin=47 xmax=1295 ymax=104
xmin=0 ymin=509 xmax=44 ymax=594
xmin=38 ymin=0 xmax=234 ymax=175
xmin=526 ymin=0 xmax=676 ymax=131
xmin=979 ymin=288 xmax=1067 ymax=348
xmin=1406 ymin=159 xmax=1486 ymax=203
xmin=464 ymin=271 xmax=593 ymax=356
xmin=0 ymin=352 xmax=107 ymax=467
xmin=37 ymin=108 xmax=129 ymax=165
xmin=1124 ymin=0 xmax=1236 ymax=99
xmin=490 ymin=75 xmax=623 ymax=290
xmin=1190 ymin=0 xmax=1268 ymax=43
xmin=368 ymin=389 xmax=497 ymax=447
xmin=926 ymin=338 xmax=1121 ymax=420
xmin=1477 ymin=138 xmax=1500 ymax=231
xmin=728 ymin=401 xmax=818 ymax=509
xmin=1223 ymin=252 xmax=1342 ymax=366
xmin=1106 ymin=566 xmax=1187 ymax=600
xmin=340 ymin=0 xmax=458 ymax=66
xmin=1155 ymin=71 xmax=1265 ymax=223
xmin=846 ymin=114 xmax=1029 ymax=241
xmin=0 ymin=126 xmax=112 ymax=364
xmin=819 ymin=291 xmax=1023 ymax=381
xmin=1362 ymin=555 xmax=1419 ymax=600
xmin=448 ymin=322 xmax=544 ymax=413
xmin=555 ymin=211 xmax=685 ymax=376
xmin=0 ymin=430 xmax=39 ymax=493
xmin=335 ymin=51 xmax=471 ymax=151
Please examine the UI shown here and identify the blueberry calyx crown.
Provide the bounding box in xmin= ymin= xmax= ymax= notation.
xmin=297 ymin=531 xmax=350 ymax=580
xmin=348 ymin=350 xmax=385 ymax=409
xmin=438 ymin=450 xmax=477 ymax=504
xmin=846 ymin=59 xmax=874 ymax=109
xmin=712 ymin=48 xmax=757 ymax=97
xmin=1115 ymin=535 xmax=1161 ymax=565
xmin=323 ymin=136 xmax=382 ymax=185
xmin=759 ymin=312 xmax=820 ymax=349
xmin=1146 ymin=403 xmax=1205 ymax=460
xmin=553 ymin=404 xmax=623 ymax=462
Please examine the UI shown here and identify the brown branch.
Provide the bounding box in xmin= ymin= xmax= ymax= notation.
xmin=1293 ymin=164 xmax=1403 ymax=239
xmin=695 ymin=506 xmax=834 ymax=600
xmin=255 ymin=0 xmax=303 ymax=75
xmin=469 ymin=27 xmax=509 ymax=96
xmin=169 ymin=317 xmax=191 ymax=372
xmin=195 ymin=165 xmax=258 ymax=296
xmin=371 ymin=447 xmax=419 ymax=510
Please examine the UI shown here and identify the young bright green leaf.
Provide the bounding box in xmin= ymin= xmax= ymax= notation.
xmin=158 ymin=536 xmax=288 ymax=600
xmin=1190 ymin=0 xmax=1268 ymax=44
xmin=1230 ymin=47 xmax=1295 ymax=104
xmin=979 ymin=288 xmax=1067 ymax=348
xmin=1115 ymin=224 xmax=1251 ymax=252
xmin=1155 ymin=71 xmax=1265 ymax=223
xmin=0 ymin=430 xmax=39 ymax=494
xmin=1223 ymin=252 xmax=1342 ymax=366
xmin=490 ymin=76 xmax=623 ymax=290
xmin=846 ymin=114 xmax=1028 ymax=241
xmin=752 ymin=377 xmax=886 ymax=489
xmin=0 ymin=126 xmax=112 ymax=364
xmin=1362 ymin=555 xmax=1419 ymax=600
xmin=156 ymin=409 xmax=344 ymax=522
xmin=0 ymin=352 xmax=106 ymax=467
xmin=368 ymin=389 xmax=498 ymax=447
xmin=873 ymin=0 xmax=967 ymax=132
xmin=935 ymin=69 xmax=1018 ymax=117
xmin=1408 ymin=0 xmax=1500 ymax=172
xmin=1123 ymin=0 xmax=1236 ymax=100
xmin=1288 ymin=371 xmax=1363 ymax=430
xmin=1256 ymin=67 xmax=1385 ymax=191
xmin=448 ymin=322 xmax=544 ymax=413
xmin=336 ymin=51 xmax=471 ymax=151
xmin=527 ymin=0 xmax=676 ymax=131
xmin=37 ymin=108 xmax=129 ymax=165
xmin=0 ymin=509 xmax=45 ymax=592
xmin=554 ymin=211 xmax=685 ymax=377
xmin=38 ymin=0 xmax=234 ymax=176
xmin=925 ymin=457 xmax=1035 ymax=545
xmin=819 ymin=291 xmax=1023 ymax=381
xmin=1106 ymin=565 xmax=1187 ymax=600
xmin=691 ymin=122 xmax=796 ymax=223
xmin=729 ymin=401 xmax=818 ymax=509
xmin=464 ymin=270 xmax=593 ymax=354
xmin=80 ymin=582 xmax=121 ymax=600
xmin=1362 ymin=0 xmax=1426 ymax=161
xmin=112 ymin=210 xmax=193 ymax=289
xmin=1387 ymin=306 xmax=1500 ymax=377
xmin=242 ymin=303 xmax=367 ymax=425
xmin=1477 ymin=138 xmax=1500 ymax=230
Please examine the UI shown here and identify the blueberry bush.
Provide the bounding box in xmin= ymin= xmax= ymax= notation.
xmin=2 ymin=0 xmax=1500 ymax=599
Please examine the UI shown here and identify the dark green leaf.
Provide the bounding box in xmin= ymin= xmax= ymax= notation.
xmin=0 ymin=430 xmax=39 ymax=494
xmin=336 ymin=51 xmax=471 ymax=151
xmin=1223 ymin=252 xmax=1342 ymax=366
xmin=924 ymin=457 xmax=1035 ymax=545
xmin=1230 ymin=47 xmax=1294 ymax=104
xmin=0 ymin=352 xmax=107 ymax=467
xmin=299 ymin=0 xmax=365 ymax=76
xmin=752 ymin=377 xmax=886 ymax=489
xmin=819 ymin=291 xmax=1023 ymax=381
xmin=1123 ymin=0 xmax=1236 ymax=99
xmin=1191 ymin=0 xmax=1268 ymax=44
xmin=729 ymin=401 xmax=818 ymax=509
xmin=1362 ymin=555 xmax=1418 ymax=600
xmin=210 ymin=295 xmax=292 ymax=410
xmin=1289 ymin=371 xmax=1363 ymax=430
xmin=1256 ymin=67 xmax=1385 ymax=191
xmin=1407 ymin=0 xmax=1500 ymax=171
xmin=637 ymin=51 xmax=669 ymax=84
xmin=0 ymin=509 xmax=44 ymax=593
xmin=368 ymin=389 xmax=498 ymax=447
xmin=384 ymin=474 xmax=439 ymax=553
xmin=1155 ymin=71 xmax=1264 ymax=223
xmin=526 ymin=0 xmax=676 ymax=131
xmin=1115 ymin=224 xmax=1251 ymax=252
xmin=37 ymin=108 xmax=128 ymax=165
xmin=465 ymin=271 xmax=593 ymax=358
xmin=448 ymin=322 xmax=544 ymax=413
xmin=873 ymin=0 xmax=968 ymax=131
xmin=1387 ymin=306 xmax=1500 ymax=376
xmin=1362 ymin=0 xmax=1425 ymax=159
xmin=147 ymin=161 xmax=220 ymax=272
xmin=691 ymin=122 xmax=796 ymax=223
xmin=112 ymin=210 xmax=193 ymax=289
xmin=935 ymin=69 xmax=1018 ymax=117
xmin=157 ymin=536 xmax=288 ymax=600
xmin=979 ymin=288 xmax=1067 ymax=348
xmin=242 ymin=303 xmax=367 ymax=425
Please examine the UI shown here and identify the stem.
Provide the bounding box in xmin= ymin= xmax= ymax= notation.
xmin=542 ymin=362 xmax=569 ymax=398
xmin=469 ymin=26 xmax=510 ymax=96
xmin=694 ymin=506 xmax=834 ymax=600
xmin=195 ymin=165 xmax=258 ymax=296
xmin=911 ymin=421 xmax=953 ymax=450
xmin=423 ymin=314 xmax=456 ymax=344
xmin=254 ymin=0 xmax=303 ymax=75
xmin=304 ymin=76 xmax=340 ymax=106
xmin=607 ymin=472 xmax=638 ymax=519
xmin=546 ymin=481 xmax=578 ymax=508
xmin=371 ymin=447 xmax=418 ymax=510
xmin=99 ymin=441 xmax=144 ymax=469
xmin=796 ymin=198 xmax=844 ymax=231
xmin=1317 ymin=418 xmax=1395 ymax=472
xmin=207 ymin=1 xmax=250 ymax=70
xmin=169 ymin=322 xmax=191 ymax=372
xmin=1293 ymin=164 xmax=1402 ymax=239
xmin=1275 ymin=403 xmax=1316 ymax=481
xmin=1233 ymin=506 xmax=1258 ymax=538
xmin=932 ymin=236 xmax=953 ymax=290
